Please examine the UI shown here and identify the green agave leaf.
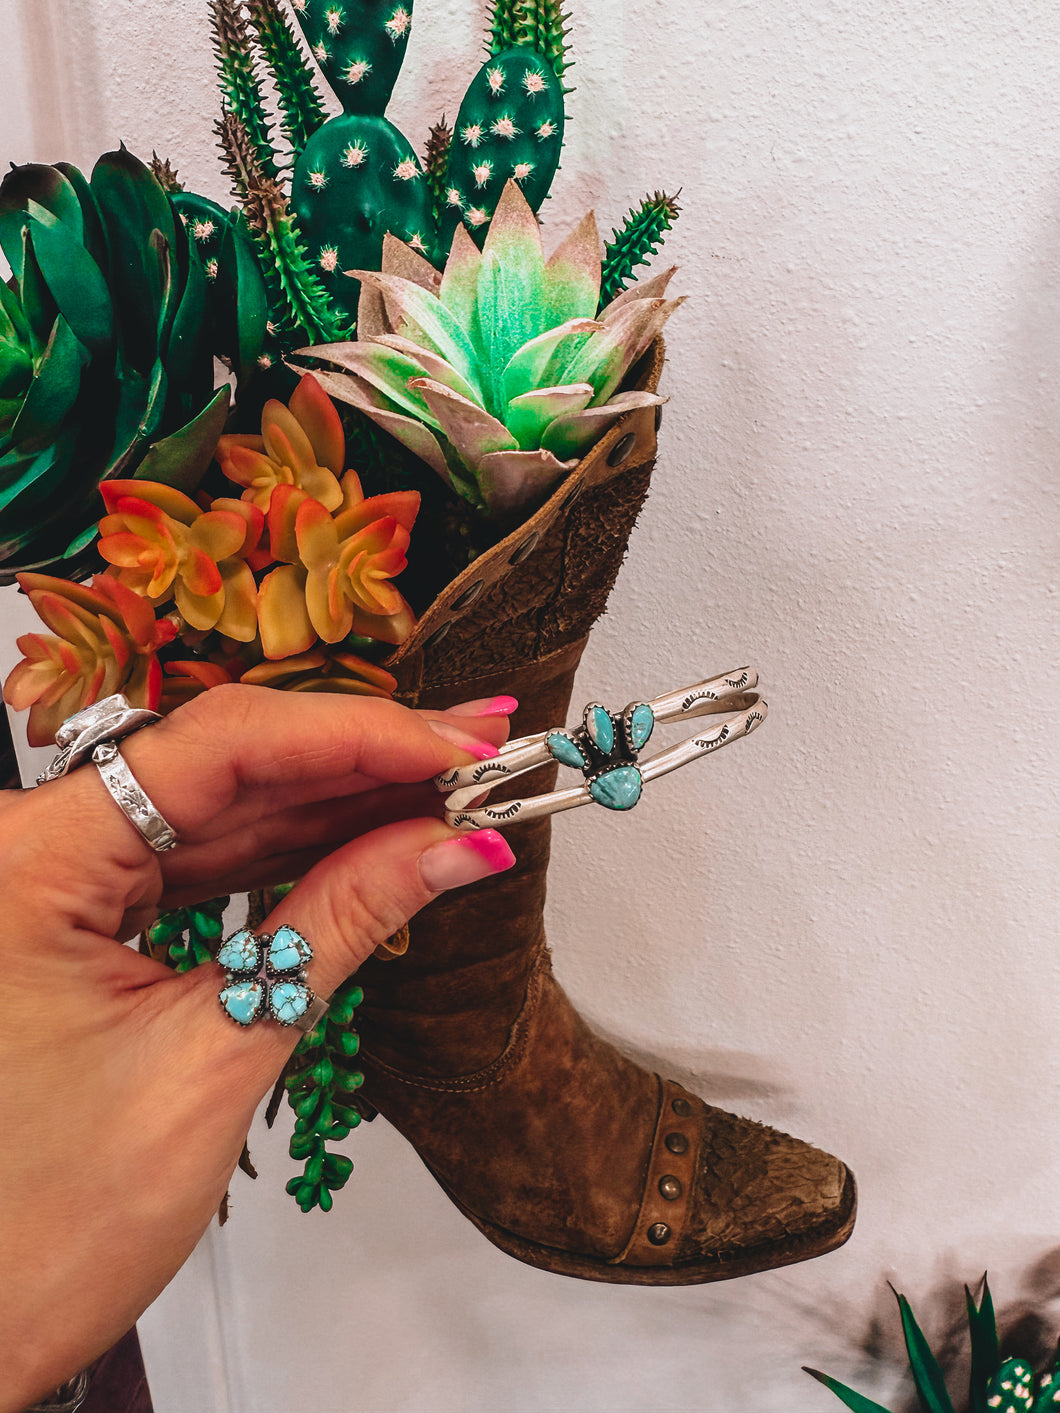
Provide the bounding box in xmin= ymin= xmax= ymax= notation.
xmin=802 ymin=1367 xmax=893 ymax=1413
xmin=475 ymin=446 xmax=576 ymax=516
xmin=552 ymin=297 xmax=678 ymax=407
xmin=540 ymin=389 xmax=663 ymax=461
xmin=501 ymin=318 xmax=602 ymax=406
xmin=966 ymin=1277 xmax=1000 ymax=1413
xmin=476 ymin=247 xmax=544 ymax=418
xmin=133 ymin=386 xmax=231 ymax=494
xmin=478 ymin=181 xmax=547 ymax=342
xmin=378 ymin=231 xmax=442 ymax=293
xmin=303 ymin=365 xmax=454 ymax=488
xmin=601 ymin=263 xmax=678 ymax=316
xmin=894 ymin=1291 xmax=956 ymax=1413
xmin=8 ymin=317 xmax=89 ymax=452
xmin=367 ymin=334 xmax=482 ymax=406
xmin=410 ymin=377 xmax=518 ymax=468
xmin=544 ymin=211 xmax=602 ymax=325
xmin=437 ymin=222 xmax=484 ymax=343
xmin=506 ymin=382 xmax=594 ymax=450
xmin=984 ymin=1358 xmax=1035 ymax=1412
xmin=353 ymin=271 xmax=484 ymax=401
xmin=299 ymin=342 xmax=445 ymax=429
xmin=28 ymin=218 xmax=113 ymax=354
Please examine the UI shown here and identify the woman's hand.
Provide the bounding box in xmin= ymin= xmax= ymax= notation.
xmin=0 ymin=684 xmax=515 ymax=1411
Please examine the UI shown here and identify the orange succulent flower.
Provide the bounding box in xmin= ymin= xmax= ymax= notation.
xmin=256 ymin=476 xmax=420 ymax=660
xmin=240 ymin=651 xmax=397 ymax=697
xmin=98 ymin=481 xmax=259 ymax=641
xmin=4 ymin=573 xmax=178 ymax=746
xmin=215 ymin=374 xmax=346 ymax=514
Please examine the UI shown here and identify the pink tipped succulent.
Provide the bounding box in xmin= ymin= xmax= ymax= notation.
xmin=4 ymin=574 xmax=178 ymax=746
xmin=293 ymin=181 xmax=681 ymax=516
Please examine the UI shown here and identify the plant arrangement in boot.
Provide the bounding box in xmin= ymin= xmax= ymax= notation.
xmin=296 ymin=180 xmax=682 ymax=515
xmin=0 ymin=149 xmax=266 ymax=583
xmin=805 ymin=1276 xmax=1060 ymax=1413
xmin=2 ymin=373 xmax=417 ymax=746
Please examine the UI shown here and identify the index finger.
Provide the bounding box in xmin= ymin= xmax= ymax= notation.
xmin=119 ymin=684 xmax=510 ymax=840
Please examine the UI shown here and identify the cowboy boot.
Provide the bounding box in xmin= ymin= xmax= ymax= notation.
xmin=357 ymin=342 xmax=856 ymax=1284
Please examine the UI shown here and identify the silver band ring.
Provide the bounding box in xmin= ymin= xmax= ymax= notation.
xmin=37 ymin=693 xmax=161 ymax=785
xmin=435 ymin=666 xmax=767 ymax=832
xmin=93 ymin=741 xmax=179 ymax=853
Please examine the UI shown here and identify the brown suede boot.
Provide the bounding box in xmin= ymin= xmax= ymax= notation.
xmin=359 ymin=344 xmax=856 ymax=1284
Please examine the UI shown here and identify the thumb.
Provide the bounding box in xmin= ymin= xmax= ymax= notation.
xmin=257 ymin=817 xmax=516 ymax=1003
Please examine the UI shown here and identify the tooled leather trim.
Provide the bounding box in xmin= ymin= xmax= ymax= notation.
xmin=360 ymin=942 xmax=552 ymax=1094
xmin=609 ymin=1078 xmax=701 ymax=1267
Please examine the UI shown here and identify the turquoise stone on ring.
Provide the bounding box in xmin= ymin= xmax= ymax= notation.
xmin=589 ymin=765 xmax=643 ymax=811
xmin=546 ymin=731 xmax=588 ymax=770
xmin=270 ymin=980 xmax=311 ymax=1025
xmin=586 ymin=705 xmax=615 ymax=754
xmin=217 ymin=927 xmax=259 ymax=972
xmin=268 ymin=924 xmax=312 ymax=974
xmin=220 ymin=979 xmax=266 ymax=1026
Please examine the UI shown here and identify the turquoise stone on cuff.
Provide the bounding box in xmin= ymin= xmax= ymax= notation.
xmin=547 ymin=731 xmax=588 ymax=770
xmin=217 ymin=928 xmax=260 ymax=974
xmin=588 ymin=765 xmax=643 ymax=811
xmin=268 ymin=924 xmax=312 ymax=974
xmin=629 ymin=703 xmax=655 ymax=751
xmin=220 ymin=980 xmax=266 ymax=1026
xmin=270 ymin=980 xmax=311 ymax=1026
xmin=586 ymin=705 xmax=615 ymax=754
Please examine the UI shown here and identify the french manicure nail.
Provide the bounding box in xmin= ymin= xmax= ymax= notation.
xmin=447 ymin=695 xmax=519 ymax=718
xmin=428 ymin=719 xmax=499 ymax=760
xmin=419 ymin=831 xmax=517 ymax=892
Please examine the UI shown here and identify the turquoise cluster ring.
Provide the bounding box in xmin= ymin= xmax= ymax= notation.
xmin=434 ymin=667 xmax=767 ymax=832
xmin=217 ymin=924 xmax=330 ymax=1032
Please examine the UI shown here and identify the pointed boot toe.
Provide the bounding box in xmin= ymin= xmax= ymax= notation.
xmin=605 ymin=1080 xmax=857 ymax=1283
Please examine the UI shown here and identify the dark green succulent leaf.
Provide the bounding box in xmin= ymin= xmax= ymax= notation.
xmin=133 ymin=386 xmax=231 ymax=494
xmin=28 ymin=218 xmax=113 ymax=354
xmin=0 ymin=164 xmax=80 ymax=276
xmin=0 ymin=442 xmax=60 ymax=518
xmin=8 ymin=318 xmax=88 ymax=451
xmin=54 ymin=162 xmax=110 ymax=271
xmin=219 ymin=213 xmax=267 ymax=382
xmin=61 ymin=519 xmax=103 ymax=561
xmin=966 ymin=1277 xmax=1000 ymax=1413
xmin=893 ymin=1291 xmax=956 ymax=1413
xmin=803 ymin=1367 xmax=893 ymax=1413
xmin=0 ymin=277 xmax=33 ymax=352
xmin=163 ymin=217 xmax=209 ymax=388
xmin=0 ymin=335 xmax=33 ymax=400
xmin=105 ymin=357 xmax=169 ymax=478
xmin=91 ymin=149 xmax=177 ymax=372
xmin=16 ymin=230 xmax=58 ymax=355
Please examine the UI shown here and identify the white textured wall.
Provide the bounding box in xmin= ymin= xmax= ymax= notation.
xmin=4 ymin=1 xmax=1059 ymax=1409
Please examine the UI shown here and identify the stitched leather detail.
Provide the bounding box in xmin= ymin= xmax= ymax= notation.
xmin=610 ymin=1079 xmax=700 ymax=1267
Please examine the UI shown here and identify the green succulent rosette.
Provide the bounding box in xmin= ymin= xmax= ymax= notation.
xmin=0 ymin=149 xmax=266 ymax=583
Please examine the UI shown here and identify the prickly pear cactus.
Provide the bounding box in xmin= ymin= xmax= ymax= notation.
xmin=440 ymin=43 xmax=565 ymax=248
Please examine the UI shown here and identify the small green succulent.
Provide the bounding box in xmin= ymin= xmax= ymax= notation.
xmin=295 ymin=180 xmax=681 ymax=517
xmin=805 ymin=1277 xmax=1060 ymax=1413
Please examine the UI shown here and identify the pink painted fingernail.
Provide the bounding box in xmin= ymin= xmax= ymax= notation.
xmin=427 ymin=719 xmax=499 ymax=760
xmin=419 ymin=831 xmax=517 ymax=892
xmin=447 ymin=695 xmax=519 ymax=718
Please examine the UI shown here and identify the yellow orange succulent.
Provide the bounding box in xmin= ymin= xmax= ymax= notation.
xmin=3 ymin=574 xmax=178 ymax=746
xmin=215 ymin=374 xmax=345 ymax=514
xmin=98 ymin=481 xmax=260 ymax=641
